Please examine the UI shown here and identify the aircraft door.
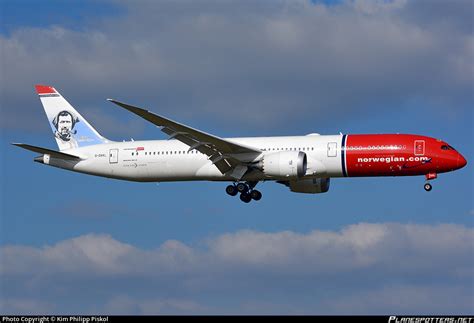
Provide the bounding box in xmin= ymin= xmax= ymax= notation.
xmin=414 ymin=140 xmax=425 ymax=156
xmin=327 ymin=142 xmax=337 ymax=157
xmin=109 ymin=149 xmax=119 ymax=164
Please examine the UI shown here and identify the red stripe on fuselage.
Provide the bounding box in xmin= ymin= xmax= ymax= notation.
xmin=345 ymin=134 xmax=437 ymax=177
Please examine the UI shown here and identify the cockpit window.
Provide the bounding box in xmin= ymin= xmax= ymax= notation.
xmin=441 ymin=145 xmax=456 ymax=151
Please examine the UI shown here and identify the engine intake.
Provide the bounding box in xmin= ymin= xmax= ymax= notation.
xmin=260 ymin=151 xmax=307 ymax=178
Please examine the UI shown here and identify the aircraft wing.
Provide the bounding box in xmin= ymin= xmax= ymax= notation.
xmin=107 ymin=99 xmax=261 ymax=178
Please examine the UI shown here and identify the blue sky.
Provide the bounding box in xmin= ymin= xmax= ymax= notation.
xmin=1 ymin=0 xmax=473 ymax=314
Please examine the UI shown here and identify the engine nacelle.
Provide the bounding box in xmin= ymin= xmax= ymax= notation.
xmin=287 ymin=178 xmax=331 ymax=194
xmin=260 ymin=151 xmax=307 ymax=178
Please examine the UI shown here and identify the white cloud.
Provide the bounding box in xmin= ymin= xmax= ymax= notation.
xmin=351 ymin=0 xmax=407 ymax=15
xmin=103 ymin=295 xmax=206 ymax=315
xmin=0 ymin=0 xmax=472 ymax=135
xmin=1 ymin=222 xmax=473 ymax=314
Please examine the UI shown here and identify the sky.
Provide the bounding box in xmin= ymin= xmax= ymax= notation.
xmin=0 ymin=0 xmax=473 ymax=315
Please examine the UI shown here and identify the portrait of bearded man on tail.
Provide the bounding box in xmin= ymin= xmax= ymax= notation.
xmin=52 ymin=110 xmax=79 ymax=150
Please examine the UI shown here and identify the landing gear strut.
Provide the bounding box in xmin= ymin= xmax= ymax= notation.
xmin=226 ymin=182 xmax=262 ymax=203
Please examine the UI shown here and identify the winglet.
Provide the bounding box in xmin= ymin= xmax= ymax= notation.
xmin=107 ymin=98 xmax=126 ymax=106
xmin=107 ymin=98 xmax=151 ymax=115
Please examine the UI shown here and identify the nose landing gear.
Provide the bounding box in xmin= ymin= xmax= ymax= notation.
xmin=226 ymin=181 xmax=262 ymax=203
xmin=424 ymin=172 xmax=437 ymax=192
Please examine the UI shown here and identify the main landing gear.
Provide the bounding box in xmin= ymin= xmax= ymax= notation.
xmin=424 ymin=172 xmax=437 ymax=192
xmin=226 ymin=182 xmax=262 ymax=203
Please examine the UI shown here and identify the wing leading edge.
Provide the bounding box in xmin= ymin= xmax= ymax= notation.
xmin=107 ymin=99 xmax=261 ymax=179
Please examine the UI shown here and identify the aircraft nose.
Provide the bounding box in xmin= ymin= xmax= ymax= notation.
xmin=457 ymin=153 xmax=467 ymax=169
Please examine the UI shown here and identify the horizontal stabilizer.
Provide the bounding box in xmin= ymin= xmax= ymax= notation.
xmin=12 ymin=143 xmax=82 ymax=160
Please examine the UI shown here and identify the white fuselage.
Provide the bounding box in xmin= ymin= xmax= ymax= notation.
xmin=44 ymin=134 xmax=345 ymax=182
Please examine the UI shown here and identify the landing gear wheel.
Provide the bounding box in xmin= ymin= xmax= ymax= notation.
xmin=236 ymin=182 xmax=249 ymax=193
xmin=250 ymin=190 xmax=262 ymax=201
xmin=226 ymin=185 xmax=238 ymax=196
xmin=240 ymin=192 xmax=252 ymax=203
xmin=424 ymin=183 xmax=432 ymax=192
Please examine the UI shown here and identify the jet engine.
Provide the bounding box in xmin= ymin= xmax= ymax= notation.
xmin=259 ymin=151 xmax=307 ymax=178
xmin=278 ymin=177 xmax=331 ymax=194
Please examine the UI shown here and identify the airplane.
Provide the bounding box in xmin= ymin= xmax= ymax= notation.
xmin=13 ymin=85 xmax=467 ymax=203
